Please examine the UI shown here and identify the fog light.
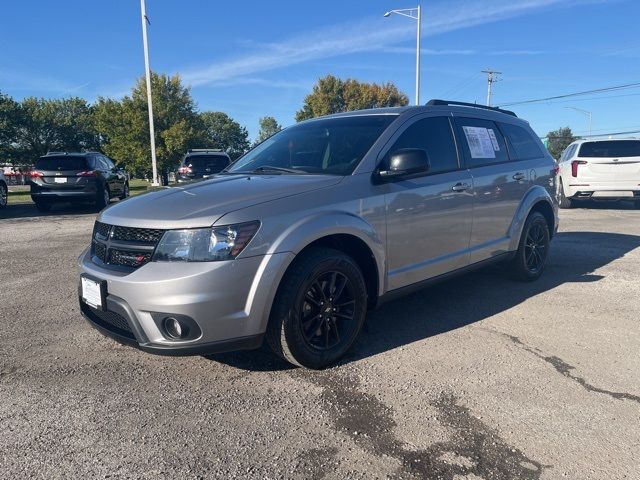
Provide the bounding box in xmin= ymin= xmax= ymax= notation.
xmin=164 ymin=317 xmax=187 ymax=339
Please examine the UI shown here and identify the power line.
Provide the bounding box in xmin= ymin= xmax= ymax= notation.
xmin=498 ymin=81 xmax=640 ymax=107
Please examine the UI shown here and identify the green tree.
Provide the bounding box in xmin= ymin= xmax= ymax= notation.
xmin=546 ymin=126 xmax=576 ymax=160
xmin=295 ymin=75 xmax=409 ymax=121
xmin=199 ymin=111 xmax=250 ymax=159
xmin=0 ymin=91 xmax=20 ymax=162
xmin=255 ymin=116 xmax=282 ymax=145
xmin=7 ymin=97 xmax=99 ymax=165
xmin=94 ymin=73 xmax=204 ymax=179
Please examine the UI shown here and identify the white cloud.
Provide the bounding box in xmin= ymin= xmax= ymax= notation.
xmin=181 ymin=0 xmax=597 ymax=87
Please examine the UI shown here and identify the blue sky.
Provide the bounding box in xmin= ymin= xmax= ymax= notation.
xmin=1 ymin=0 xmax=639 ymax=140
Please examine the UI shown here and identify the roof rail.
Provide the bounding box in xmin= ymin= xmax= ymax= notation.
xmin=45 ymin=151 xmax=67 ymax=156
xmin=188 ymin=148 xmax=224 ymax=153
xmin=426 ymin=99 xmax=517 ymax=117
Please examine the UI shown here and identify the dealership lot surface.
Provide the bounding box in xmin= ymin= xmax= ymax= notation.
xmin=1 ymin=203 xmax=639 ymax=479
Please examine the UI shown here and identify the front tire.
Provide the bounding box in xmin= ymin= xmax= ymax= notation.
xmin=119 ymin=182 xmax=129 ymax=200
xmin=510 ymin=211 xmax=550 ymax=282
xmin=266 ymin=247 xmax=368 ymax=369
xmin=558 ymin=179 xmax=573 ymax=209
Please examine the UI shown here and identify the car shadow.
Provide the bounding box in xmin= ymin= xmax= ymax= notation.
xmin=0 ymin=202 xmax=102 ymax=220
xmin=209 ymin=231 xmax=640 ymax=371
xmin=571 ymin=199 xmax=638 ymax=210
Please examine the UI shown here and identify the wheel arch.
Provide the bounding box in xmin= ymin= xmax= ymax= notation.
xmin=507 ymin=186 xmax=558 ymax=251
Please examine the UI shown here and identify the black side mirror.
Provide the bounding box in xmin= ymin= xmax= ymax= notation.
xmin=377 ymin=148 xmax=430 ymax=181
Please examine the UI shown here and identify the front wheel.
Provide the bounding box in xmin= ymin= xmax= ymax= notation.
xmin=266 ymin=247 xmax=368 ymax=369
xmin=119 ymin=182 xmax=129 ymax=200
xmin=510 ymin=211 xmax=550 ymax=282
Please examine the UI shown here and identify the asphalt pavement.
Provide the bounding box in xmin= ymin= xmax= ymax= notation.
xmin=1 ymin=201 xmax=639 ymax=479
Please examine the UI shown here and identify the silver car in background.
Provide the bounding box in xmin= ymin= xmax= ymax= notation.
xmin=78 ymin=100 xmax=558 ymax=369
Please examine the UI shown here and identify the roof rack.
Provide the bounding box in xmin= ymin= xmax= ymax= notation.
xmin=426 ymin=99 xmax=517 ymax=117
xmin=45 ymin=151 xmax=67 ymax=156
xmin=188 ymin=148 xmax=224 ymax=153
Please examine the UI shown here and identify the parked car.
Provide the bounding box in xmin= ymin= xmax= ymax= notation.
xmin=176 ymin=149 xmax=231 ymax=182
xmin=0 ymin=170 xmax=7 ymax=209
xmin=557 ymin=138 xmax=640 ymax=208
xmin=29 ymin=152 xmax=129 ymax=212
xmin=78 ymin=100 xmax=558 ymax=369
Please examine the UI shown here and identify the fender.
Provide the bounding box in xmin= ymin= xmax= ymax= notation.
xmin=245 ymin=211 xmax=387 ymax=333
xmin=507 ymin=185 xmax=558 ymax=251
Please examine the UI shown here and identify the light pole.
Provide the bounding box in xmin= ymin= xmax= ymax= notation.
xmin=140 ymin=0 xmax=159 ymax=186
xmin=384 ymin=5 xmax=422 ymax=105
xmin=565 ymin=106 xmax=592 ymax=137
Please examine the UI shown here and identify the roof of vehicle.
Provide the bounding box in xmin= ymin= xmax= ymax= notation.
xmin=570 ymin=137 xmax=640 ymax=145
xmin=185 ymin=149 xmax=230 ymax=156
xmin=41 ymin=151 xmax=99 ymax=157
xmin=308 ymin=99 xmax=520 ymax=122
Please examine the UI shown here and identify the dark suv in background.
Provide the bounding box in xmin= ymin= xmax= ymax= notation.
xmin=176 ymin=149 xmax=231 ymax=182
xmin=30 ymin=152 xmax=128 ymax=212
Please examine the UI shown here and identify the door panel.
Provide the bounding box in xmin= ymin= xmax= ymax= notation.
xmin=381 ymin=115 xmax=474 ymax=291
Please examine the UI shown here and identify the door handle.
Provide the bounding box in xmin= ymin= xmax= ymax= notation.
xmin=513 ymin=172 xmax=526 ymax=181
xmin=451 ymin=182 xmax=470 ymax=192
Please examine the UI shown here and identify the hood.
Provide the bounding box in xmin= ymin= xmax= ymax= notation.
xmin=99 ymin=174 xmax=343 ymax=229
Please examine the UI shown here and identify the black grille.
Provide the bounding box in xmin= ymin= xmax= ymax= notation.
xmin=112 ymin=225 xmax=164 ymax=243
xmin=109 ymin=249 xmax=153 ymax=268
xmin=91 ymin=221 xmax=164 ymax=269
xmin=81 ymin=302 xmax=135 ymax=340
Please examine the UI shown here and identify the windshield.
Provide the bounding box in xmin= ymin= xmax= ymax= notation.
xmin=578 ymin=141 xmax=640 ymax=158
xmin=36 ymin=156 xmax=89 ymax=171
xmin=227 ymin=115 xmax=396 ymax=175
xmin=185 ymin=155 xmax=229 ymax=171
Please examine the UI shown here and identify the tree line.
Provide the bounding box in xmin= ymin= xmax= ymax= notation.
xmin=0 ymin=71 xmax=577 ymax=178
xmin=0 ymin=73 xmax=410 ymax=178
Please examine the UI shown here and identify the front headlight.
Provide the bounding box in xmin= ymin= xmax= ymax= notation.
xmin=153 ymin=221 xmax=260 ymax=262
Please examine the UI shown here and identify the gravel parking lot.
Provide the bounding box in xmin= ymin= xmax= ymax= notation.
xmin=1 ymin=202 xmax=639 ymax=479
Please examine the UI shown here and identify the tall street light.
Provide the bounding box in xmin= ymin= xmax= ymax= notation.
xmin=384 ymin=5 xmax=422 ymax=105
xmin=140 ymin=0 xmax=159 ymax=186
xmin=565 ymin=106 xmax=592 ymax=137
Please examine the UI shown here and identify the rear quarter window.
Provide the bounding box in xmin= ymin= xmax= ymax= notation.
xmin=500 ymin=123 xmax=543 ymax=160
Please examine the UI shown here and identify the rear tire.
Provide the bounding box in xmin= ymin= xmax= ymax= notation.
xmin=34 ymin=200 xmax=52 ymax=213
xmin=558 ymin=179 xmax=573 ymax=209
xmin=119 ymin=182 xmax=129 ymax=200
xmin=510 ymin=211 xmax=550 ymax=282
xmin=96 ymin=186 xmax=110 ymax=210
xmin=266 ymin=247 xmax=368 ymax=369
xmin=0 ymin=182 xmax=7 ymax=209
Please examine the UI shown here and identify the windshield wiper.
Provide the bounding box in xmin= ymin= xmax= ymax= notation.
xmin=246 ymin=165 xmax=307 ymax=174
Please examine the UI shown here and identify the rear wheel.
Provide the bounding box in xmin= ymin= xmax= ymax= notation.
xmin=96 ymin=186 xmax=110 ymax=210
xmin=119 ymin=182 xmax=129 ymax=200
xmin=510 ymin=211 xmax=550 ymax=282
xmin=558 ymin=179 xmax=573 ymax=209
xmin=266 ymin=247 xmax=368 ymax=369
xmin=0 ymin=183 xmax=7 ymax=208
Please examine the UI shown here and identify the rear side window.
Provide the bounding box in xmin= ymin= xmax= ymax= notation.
xmin=455 ymin=118 xmax=509 ymax=167
xmin=387 ymin=116 xmax=458 ymax=174
xmin=500 ymin=123 xmax=543 ymax=160
xmin=36 ymin=156 xmax=88 ymax=171
xmin=578 ymin=141 xmax=640 ymax=158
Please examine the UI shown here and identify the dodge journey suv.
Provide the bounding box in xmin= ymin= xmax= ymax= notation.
xmin=78 ymin=100 xmax=558 ymax=369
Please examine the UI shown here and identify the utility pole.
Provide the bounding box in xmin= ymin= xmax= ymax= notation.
xmin=140 ymin=0 xmax=159 ymax=186
xmin=482 ymin=69 xmax=501 ymax=107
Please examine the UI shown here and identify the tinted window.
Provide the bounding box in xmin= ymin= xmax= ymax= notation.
xmin=35 ymin=156 xmax=88 ymax=171
xmin=500 ymin=123 xmax=542 ymax=160
xmin=456 ymin=118 xmax=509 ymax=167
xmin=102 ymin=156 xmax=115 ymax=170
xmin=578 ymin=141 xmax=640 ymax=158
xmin=227 ymin=115 xmax=396 ymax=175
xmin=185 ymin=155 xmax=230 ymax=172
xmin=386 ymin=116 xmax=458 ymax=173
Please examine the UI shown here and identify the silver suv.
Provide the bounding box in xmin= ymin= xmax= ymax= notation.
xmin=78 ymin=100 xmax=558 ymax=369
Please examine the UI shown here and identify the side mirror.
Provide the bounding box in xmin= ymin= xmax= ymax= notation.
xmin=377 ymin=149 xmax=430 ymax=181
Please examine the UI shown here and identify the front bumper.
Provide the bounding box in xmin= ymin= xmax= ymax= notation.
xmin=77 ymin=247 xmax=294 ymax=355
